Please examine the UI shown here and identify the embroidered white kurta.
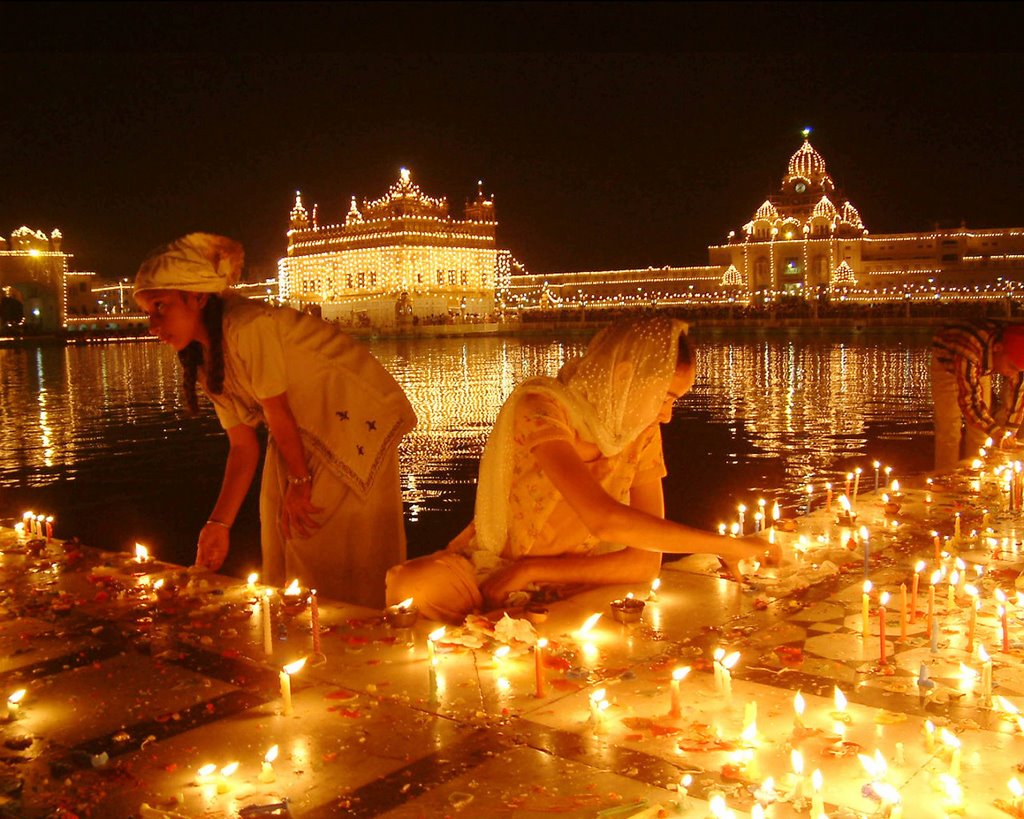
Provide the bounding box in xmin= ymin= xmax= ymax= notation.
xmin=202 ymin=295 xmax=416 ymax=607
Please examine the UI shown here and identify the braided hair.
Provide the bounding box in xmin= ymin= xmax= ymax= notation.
xmin=178 ymin=294 xmax=225 ymax=415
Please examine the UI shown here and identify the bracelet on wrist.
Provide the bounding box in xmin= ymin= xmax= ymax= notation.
xmin=206 ymin=518 xmax=232 ymax=530
xmin=286 ymin=473 xmax=313 ymax=486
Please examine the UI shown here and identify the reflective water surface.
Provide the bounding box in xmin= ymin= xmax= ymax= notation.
xmin=0 ymin=330 xmax=935 ymax=573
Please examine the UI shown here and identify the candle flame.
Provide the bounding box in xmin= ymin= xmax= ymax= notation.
xmin=198 ymin=763 xmax=217 ymax=777
xmin=537 ymin=638 xmax=548 ymax=649
xmin=284 ymin=578 xmax=301 ymax=596
xmin=790 ymin=748 xmax=804 ymax=775
xmin=938 ymin=773 xmax=963 ymax=803
xmin=265 ymin=745 xmax=279 ymax=763
xmin=880 ymin=591 xmax=890 ymax=606
xmin=493 ymin=645 xmax=510 ymax=660
xmin=672 ymin=666 xmax=690 ymax=682
xmin=220 ymin=761 xmax=239 ymax=777
xmin=772 ymin=501 xmax=781 ymax=520
xmin=875 ymin=782 xmax=900 ymax=805
xmin=863 ymin=579 xmax=873 ymax=594
xmin=741 ymin=721 xmax=757 ymax=743
xmin=1010 ymin=778 xmax=1024 ymax=798
xmin=713 ymin=647 xmax=725 ymax=662
xmin=834 ymin=686 xmax=847 ymax=711
xmin=134 ymin=543 xmax=149 ymax=562
xmin=965 ymin=584 xmax=979 ymax=598
xmin=915 ymin=560 xmax=925 ymax=573
xmin=939 ymin=728 xmax=960 ymax=749
xmin=930 ymin=570 xmax=941 ymax=586
xmin=577 ymin=612 xmax=602 ymax=636
xmin=859 ymin=525 xmax=869 ymax=542
xmin=153 ymin=579 xmax=165 ymax=590
xmin=891 ymin=479 xmax=900 ymax=493
xmin=650 ymin=577 xmax=661 ymax=593
xmin=283 ymin=657 xmax=306 ymax=675
xmin=811 ymin=768 xmax=822 ymax=790
xmin=794 ymin=690 xmax=805 ymax=715
xmin=7 ymin=690 xmax=25 ymax=705
xmin=722 ymin=651 xmax=740 ymax=670
xmin=997 ymin=588 xmax=1008 ymax=604
xmin=428 ymin=626 xmax=446 ymax=642
xmin=838 ymin=494 xmax=852 ymax=513
xmin=590 ymin=687 xmax=606 ymax=705
xmin=247 ymin=572 xmax=259 ymax=585
xmin=996 ymin=694 xmax=1018 ymax=714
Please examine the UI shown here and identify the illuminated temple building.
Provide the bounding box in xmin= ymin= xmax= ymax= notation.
xmin=278 ymin=169 xmax=511 ymax=326
xmin=0 ymin=227 xmax=78 ymax=332
xmin=506 ymin=133 xmax=1024 ymax=311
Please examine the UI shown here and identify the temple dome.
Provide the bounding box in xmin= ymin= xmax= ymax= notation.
xmin=786 ymin=139 xmax=832 ymax=186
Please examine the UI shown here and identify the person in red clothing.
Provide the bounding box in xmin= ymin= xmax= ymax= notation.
xmin=931 ymin=320 xmax=1024 ymax=471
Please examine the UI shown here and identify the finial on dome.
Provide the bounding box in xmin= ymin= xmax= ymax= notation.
xmin=400 ymin=167 xmax=411 ymax=185
xmin=802 ymin=127 xmax=812 ymax=139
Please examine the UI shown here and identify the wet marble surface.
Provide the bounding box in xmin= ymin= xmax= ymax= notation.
xmin=2 ymin=460 xmax=1024 ymax=817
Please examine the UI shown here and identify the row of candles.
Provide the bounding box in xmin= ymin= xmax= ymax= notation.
xmin=720 ymin=473 xmax=905 ymax=538
xmin=14 ymin=511 xmax=54 ymax=542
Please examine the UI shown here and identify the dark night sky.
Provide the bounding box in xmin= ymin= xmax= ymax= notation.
xmin=2 ymin=3 xmax=1023 ymax=281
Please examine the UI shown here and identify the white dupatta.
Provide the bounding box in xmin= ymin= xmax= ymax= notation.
xmin=470 ymin=316 xmax=689 ymax=570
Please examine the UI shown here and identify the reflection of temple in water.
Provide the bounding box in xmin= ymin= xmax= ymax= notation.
xmin=0 ymin=344 xmax=188 ymax=485
xmin=693 ymin=338 xmax=932 ymax=489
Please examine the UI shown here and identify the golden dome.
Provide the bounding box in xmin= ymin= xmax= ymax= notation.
xmin=786 ymin=139 xmax=832 ymax=186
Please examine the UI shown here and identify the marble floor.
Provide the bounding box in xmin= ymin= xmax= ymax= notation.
xmin=1 ymin=462 xmax=1023 ymax=817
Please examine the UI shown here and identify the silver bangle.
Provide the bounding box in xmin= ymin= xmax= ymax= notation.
xmin=286 ymin=473 xmax=313 ymax=486
xmin=206 ymin=518 xmax=231 ymax=529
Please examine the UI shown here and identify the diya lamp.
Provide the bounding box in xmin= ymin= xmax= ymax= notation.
xmin=882 ymin=493 xmax=901 ymax=517
xmin=153 ymin=578 xmax=179 ymax=603
xmin=5 ymin=689 xmax=26 ymax=720
xmin=385 ymin=597 xmax=420 ymax=628
xmin=278 ymin=578 xmax=308 ymax=616
xmin=610 ymin=593 xmax=645 ymax=624
xmin=258 ymin=745 xmax=278 ymax=783
xmin=835 ymin=494 xmax=857 ymax=527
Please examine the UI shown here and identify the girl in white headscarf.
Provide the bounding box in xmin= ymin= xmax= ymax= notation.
xmin=135 ymin=233 xmax=417 ymax=608
xmin=387 ymin=316 xmax=776 ymax=622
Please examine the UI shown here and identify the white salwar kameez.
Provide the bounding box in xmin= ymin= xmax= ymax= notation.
xmin=202 ymin=294 xmax=416 ymax=609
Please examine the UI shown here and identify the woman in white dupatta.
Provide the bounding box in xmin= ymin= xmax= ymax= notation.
xmin=387 ymin=316 xmax=776 ymax=623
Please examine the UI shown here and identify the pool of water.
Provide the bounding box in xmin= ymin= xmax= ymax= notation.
xmin=0 ymin=329 xmax=936 ymax=575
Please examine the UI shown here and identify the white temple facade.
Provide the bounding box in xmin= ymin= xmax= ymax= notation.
xmin=278 ymin=169 xmax=510 ymax=327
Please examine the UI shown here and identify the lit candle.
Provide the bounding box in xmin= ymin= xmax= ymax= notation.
xmin=793 ymin=690 xmax=805 ymax=732
xmin=899 ymin=583 xmax=908 ymax=642
xmin=810 ymin=769 xmax=824 ymax=818
xmin=911 ymin=561 xmax=924 ymax=622
xmin=931 ymin=612 xmax=939 ymax=653
xmin=669 ymin=666 xmax=689 ymax=718
xmin=717 ymin=523 xmax=726 ymax=536
xmin=927 ymin=571 xmax=938 ymax=637
xmin=427 ymin=626 xmax=445 ymax=667
xmin=737 ymin=504 xmax=746 ymax=535
xmin=933 ymin=531 xmax=941 ymax=564
xmin=5 ymin=689 xmax=26 ymax=719
xmin=924 ymin=719 xmax=935 ymax=752
xmin=262 ymin=590 xmax=273 ymax=656
xmin=712 ymin=647 xmax=725 ymax=691
xmin=1002 ymin=605 xmax=1011 ymax=653
xmin=873 ymin=460 xmax=881 ymax=491
xmin=134 ymin=542 xmax=150 ymax=563
xmin=845 ymin=472 xmax=853 ymax=497
xmin=790 ymin=749 xmax=804 ymax=800
xmin=279 ymin=657 xmax=305 ymax=716
xmin=772 ymin=500 xmax=781 ymax=526
xmin=862 ymin=580 xmax=873 ymax=638
xmin=853 ymin=467 xmax=862 ymax=497
xmin=825 ymin=482 xmax=832 ymax=512
xmin=879 ymin=592 xmax=890 ymax=664
xmin=954 ymin=512 xmax=961 ymax=540
xmin=196 ymin=763 xmax=217 ymax=785
xmin=884 ymin=466 xmax=892 ymax=487
xmin=648 ymin=577 xmax=660 ymax=600
xmin=45 ymin=516 xmax=53 ymax=543
xmin=21 ymin=511 xmax=31 ymax=537
xmin=757 ymin=498 xmax=766 ymax=530
xmin=805 ymin=484 xmax=813 ymax=510
xmin=526 ymin=637 xmax=544 ymax=698
xmin=678 ymin=774 xmax=692 ymax=811
xmin=1008 ymin=777 xmax=1023 ymax=815
xmin=217 ymin=761 xmax=239 ymax=794
xmin=309 ymin=588 xmax=321 ymax=656
xmin=589 ymin=688 xmax=607 ymax=733
xmin=965 ymin=585 xmax=978 ymax=653
xmin=258 ymin=745 xmax=278 ymax=783
xmin=944 ymin=730 xmax=961 ymax=778
xmin=247 ymin=572 xmax=259 ymax=593
xmin=721 ymin=651 xmax=739 ymax=702
xmin=980 ymin=644 xmax=993 ymax=705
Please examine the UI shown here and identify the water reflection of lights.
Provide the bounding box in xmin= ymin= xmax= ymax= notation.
xmin=0 ymin=335 xmax=934 ymax=535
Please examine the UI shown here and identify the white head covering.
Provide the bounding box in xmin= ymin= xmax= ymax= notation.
xmin=134 ymin=233 xmax=244 ymax=296
xmin=472 ymin=316 xmax=689 ymax=561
